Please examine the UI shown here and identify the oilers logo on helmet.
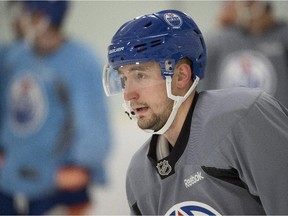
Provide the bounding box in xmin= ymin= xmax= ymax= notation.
xmin=165 ymin=201 xmax=221 ymax=216
xmin=164 ymin=13 xmax=183 ymax=28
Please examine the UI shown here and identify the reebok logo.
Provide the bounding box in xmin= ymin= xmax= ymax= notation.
xmin=184 ymin=171 xmax=204 ymax=188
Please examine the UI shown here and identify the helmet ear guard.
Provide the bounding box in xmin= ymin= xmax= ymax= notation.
xmin=159 ymin=59 xmax=175 ymax=79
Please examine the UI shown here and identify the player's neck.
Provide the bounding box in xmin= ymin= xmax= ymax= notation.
xmin=248 ymin=13 xmax=276 ymax=34
xmin=164 ymin=91 xmax=195 ymax=146
xmin=33 ymin=30 xmax=66 ymax=56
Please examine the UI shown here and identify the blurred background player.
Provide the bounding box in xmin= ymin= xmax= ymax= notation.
xmin=0 ymin=1 xmax=112 ymax=215
xmin=199 ymin=1 xmax=288 ymax=107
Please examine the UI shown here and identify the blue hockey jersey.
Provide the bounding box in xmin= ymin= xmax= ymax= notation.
xmin=0 ymin=40 xmax=112 ymax=198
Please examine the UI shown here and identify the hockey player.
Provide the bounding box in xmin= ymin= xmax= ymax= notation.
xmin=0 ymin=1 xmax=111 ymax=215
xmin=199 ymin=1 xmax=288 ymax=108
xmin=103 ymin=10 xmax=288 ymax=215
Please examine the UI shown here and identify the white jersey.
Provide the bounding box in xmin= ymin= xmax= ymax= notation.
xmin=126 ymin=88 xmax=288 ymax=215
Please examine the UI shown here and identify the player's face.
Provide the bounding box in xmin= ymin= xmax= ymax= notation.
xmin=17 ymin=6 xmax=50 ymax=47
xmin=119 ymin=62 xmax=173 ymax=131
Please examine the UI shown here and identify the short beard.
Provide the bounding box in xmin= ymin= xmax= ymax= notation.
xmin=137 ymin=99 xmax=174 ymax=132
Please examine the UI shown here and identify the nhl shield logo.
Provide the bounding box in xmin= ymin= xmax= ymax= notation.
xmin=156 ymin=160 xmax=172 ymax=176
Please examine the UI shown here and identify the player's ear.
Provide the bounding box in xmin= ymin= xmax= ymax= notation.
xmin=174 ymin=63 xmax=192 ymax=89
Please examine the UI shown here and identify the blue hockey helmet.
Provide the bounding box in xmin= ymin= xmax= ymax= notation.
xmin=23 ymin=1 xmax=69 ymax=26
xmin=107 ymin=10 xmax=206 ymax=79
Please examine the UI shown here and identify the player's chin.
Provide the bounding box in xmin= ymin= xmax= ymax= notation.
xmin=137 ymin=118 xmax=152 ymax=129
xmin=137 ymin=119 xmax=162 ymax=132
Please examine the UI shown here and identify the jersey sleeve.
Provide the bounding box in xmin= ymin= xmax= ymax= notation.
xmin=227 ymin=92 xmax=288 ymax=214
xmin=126 ymin=171 xmax=141 ymax=215
xmin=65 ymin=46 xmax=113 ymax=185
xmin=0 ymin=44 xmax=9 ymax=148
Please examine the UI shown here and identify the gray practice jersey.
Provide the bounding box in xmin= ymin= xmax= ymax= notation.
xmin=199 ymin=22 xmax=288 ymax=108
xmin=126 ymin=88 xmax=288 ymax=215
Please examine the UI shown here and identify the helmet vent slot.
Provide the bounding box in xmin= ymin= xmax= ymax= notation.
xmin=134 ymin=43 xmax=147 ymax=53
xmin=137 ymin=48 xmax=148 ymax=53
xmin=193 ymin=29 xmax=201 ymax=34
xmin=134 ymin=43 xmax=146 ymax=48
xmin=144 ymin=22 xmax=152 ymax=28
xmin=150 ymin=39 xmax=162 ymax=47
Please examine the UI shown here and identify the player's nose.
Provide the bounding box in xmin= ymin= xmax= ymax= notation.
xmin=123 ymin=81 xmax=139 ymax=101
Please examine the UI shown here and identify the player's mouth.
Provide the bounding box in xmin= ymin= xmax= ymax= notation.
xmin=132 ymin=106 xmax=149 ymax=116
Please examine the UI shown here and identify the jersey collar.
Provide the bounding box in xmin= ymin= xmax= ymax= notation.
xmin=147 ymin=92 xmax=199 ymax=179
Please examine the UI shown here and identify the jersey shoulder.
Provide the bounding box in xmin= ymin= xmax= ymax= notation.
xmin=127 ymin=137 xmax=151 ymax=176
xmin=197 ymin=87 xmax=264 ymax=122
xmin=191 ymin=87 xmax=285 ymax=165
xmin=192 ymin=88 xmax=264 ymax=159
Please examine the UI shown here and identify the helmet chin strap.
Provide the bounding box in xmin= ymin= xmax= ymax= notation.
xmin=122 ymin=76 xmax=199 ymax=135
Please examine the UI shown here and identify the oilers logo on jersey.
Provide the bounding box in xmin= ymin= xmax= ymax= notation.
xmin=165 ymin=201 xmax=221 ymax=216
xmin=8 ymin=73 xmax=47 ymax=137
xmin=218 ymin=50 xmax=277 ymax=96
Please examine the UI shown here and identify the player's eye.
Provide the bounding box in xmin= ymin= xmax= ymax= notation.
xmin=119 ymin=71 xmax=148 ymax=90
xmin=136 ymin=72 xmax=146 ymax=80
